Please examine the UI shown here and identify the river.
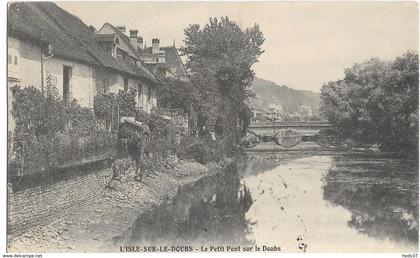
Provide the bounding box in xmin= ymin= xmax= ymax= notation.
xmin=126 ymin=151 xmax=419 ymax=253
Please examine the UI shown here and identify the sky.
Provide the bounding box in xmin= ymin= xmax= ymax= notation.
xmin=58 ymin=1 xmax=419 ymax=92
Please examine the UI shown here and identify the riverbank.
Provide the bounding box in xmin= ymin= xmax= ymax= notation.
xmin=8 ymin=158 xmax=222 ymax=252
xmin=245 ymin=142 xmax=418 ymax=160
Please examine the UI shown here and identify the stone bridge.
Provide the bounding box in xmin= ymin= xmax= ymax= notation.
xmin=249 ymin=121 xmax=332 ymax=137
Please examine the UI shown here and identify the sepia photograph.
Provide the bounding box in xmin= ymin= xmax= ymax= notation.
xmin=3 ymin=0 xmax=419 ymax=255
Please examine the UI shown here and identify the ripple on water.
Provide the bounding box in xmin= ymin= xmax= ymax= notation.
xmin=242 ymin=155 xmax=418 ymax=253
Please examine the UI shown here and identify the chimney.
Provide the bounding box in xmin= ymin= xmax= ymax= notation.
xmin=138 ymin=36 xmax=144 ymax=51
xmin=88 ymin=25 xmax=97 ymax=33
xmin=129 ymin=29 xmax=143 ymax=52
xmin=116 ymin=25 xmax=126 ymax=34
xmin=129 ymin=29 xmax=138 ymax=38
xmin=152 ymin=38 xmax=160 ymax=54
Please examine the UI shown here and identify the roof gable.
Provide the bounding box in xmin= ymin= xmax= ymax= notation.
xmin=8 ymin=2 xmax=99 ymax=65
xmin=143 ymin=45 xmax=187 ymax=78
xmin=8 ymin=2 xmax=157 ymax=84
xmin=98 ymin=23 xmax=142 ymax=61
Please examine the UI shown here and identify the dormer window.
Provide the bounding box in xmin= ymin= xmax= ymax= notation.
xmin=157 ymin=52 xmax=165 ymax=63
xmin=111 ymin=36 xmax=119 ymax=58
xmin=111 ymin=44 xmax=117 ymax=58
xmin=95 ymin=33 xmax=119 ymax=58
xmin=8 ymin=47 xmax=20 ymax=81
xmin=117 ymin=50 xmax=123 ymax=61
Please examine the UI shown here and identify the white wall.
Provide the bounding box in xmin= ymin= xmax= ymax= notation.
xmin=98 ymin=24 xmax=137 ymax=61
xmin=43 ymin=58 xmax=95 ymax=108
xmin=141 ymin=84 xmax=158 ymax=114
xmin=128 ymin=77 xmax=158 ymax=114
xmin=8 ymin=37 xmax=42 ymax=89
xmin=7 ymin=37 xmax=42 ymax=136
xmin=93 ymin=70 xmax=158 ymax=114
xmin=8 ymin=36 xmax=97 ymax=109
xmin=8 ymin=36 xmax=159 ymax=124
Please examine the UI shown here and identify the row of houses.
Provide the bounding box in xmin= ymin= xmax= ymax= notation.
xmin=7 ymin=2 xmax=187 ymax=134
xmin=253 ymin=106 xmax=315 ymax=123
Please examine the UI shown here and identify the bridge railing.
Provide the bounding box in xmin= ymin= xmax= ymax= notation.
xmin=249 ymin=121 xmax=331 ymax=128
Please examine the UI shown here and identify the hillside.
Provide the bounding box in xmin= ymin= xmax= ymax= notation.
xmin=250 ymin=77 xmax=320 ymax=116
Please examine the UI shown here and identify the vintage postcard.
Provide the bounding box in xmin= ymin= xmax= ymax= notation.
xmin=4 ymin=0 xmax=419 ymax=255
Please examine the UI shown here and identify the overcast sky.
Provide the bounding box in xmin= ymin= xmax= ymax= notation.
xmin=58 ymin=1 xmax=418 ymax=92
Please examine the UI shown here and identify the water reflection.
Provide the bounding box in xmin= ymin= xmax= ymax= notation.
xmin=124 ymin=164 xmax=253 ymax=247
xmin=323 ymin=155 xmax=419 ymax=246
xmin=117 ymin=154 xmax=418 ymax=253
xmin=242 ymin=154 xmax=418 ymax=252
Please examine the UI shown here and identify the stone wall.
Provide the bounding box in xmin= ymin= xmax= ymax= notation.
xmin=7 ymin=168 xmax=111 ymax=237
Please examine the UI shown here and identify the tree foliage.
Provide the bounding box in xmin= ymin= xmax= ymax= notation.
xmin=181 ymin=17 xmax=264 ymax=156
xmin=10 ymin=84 xmax=117 ymax=174
xmin=93 ymin=88 xmax=137 ymax=130
xmin=320 ymin=52 xmax=418 ymax=154
xmin=11 ymin=85 xmax=66 ymax=139
xmin=157 ymin=78 xmax=200 ymax=115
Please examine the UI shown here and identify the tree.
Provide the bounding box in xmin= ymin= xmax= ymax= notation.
xmin=157 ymin=77 xmax=201 ymax=122
xmin=181 ymin=17 xmax=264 ymax=155
xmin=320 ymin=52 xmax=418 ymax=154
xmin=93 ymin=88 xmax=137 ymax=130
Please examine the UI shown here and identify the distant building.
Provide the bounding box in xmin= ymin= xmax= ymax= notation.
xmin=96 ymin=23 xmax=159 ymax=113
xmin=299 ymin=105 xmax=313 ymax=117
xmin=141 ymin=39 xmax=188 ymax=81
xmin=265 ymin=108 xmax=281 ymax=121
xmin=268 ymin=103 xmax=284 ymax=114
xmin=141 ymin=38 xmax=190 ymax=131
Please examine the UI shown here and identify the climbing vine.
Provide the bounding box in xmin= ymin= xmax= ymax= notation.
xmin=93 ymin=88 xmax=137 ymax=130
xmin=10 ymin=84 xmax=117 ymax=175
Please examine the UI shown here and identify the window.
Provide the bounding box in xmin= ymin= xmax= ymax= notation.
xmin=117 ymin=50 xmax=123 ymax=61
xmin=124 ymin=78 xmax=128 ymax=92
xmin=143 ymin=85 xmax=149 ymax=112
xmin=158 ymin=56 xmax=165 ymax=63
xmin=151 ymin=88 xmax=157 ymax=109
xmin=105 ymin=120 xmax=112 ymax=131
xmin=63 ymin=66 xmax=72 ymax=105
xmin=148 ymin=86 xmax=152 ymax=102
xmin=7 ymin=54 xmax=19 ymax=65
xmin=137 ymin=84 xmax=142 ymax=108
xmin=103 ymin=78 xmax=109 ymax=93
xmin=111 ymin=45 xmax=117 ymax=58
xmin=8 ymin=48 xmax=20 ymax=81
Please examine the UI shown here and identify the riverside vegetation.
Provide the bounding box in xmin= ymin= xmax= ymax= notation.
xmin=320 ymin=52 xmax=418 ymax=157
xmin=9 ymin=16 xmax=265 ymax=179
xmin=8 ymin=17 xmax=265 ymax=252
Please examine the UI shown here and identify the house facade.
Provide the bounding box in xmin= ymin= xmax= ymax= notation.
xmin=7 ymin=2 xmax=160 ymax=137
xmin=141 ymin=39 xmax=188 ymax=81
xmin=96 ymin=23 xmax=158 ymax=113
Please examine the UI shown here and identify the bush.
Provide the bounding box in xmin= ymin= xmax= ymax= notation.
xmin=177 ymin=136 xmax=210 ymax=164
xmin=12 ymin=132 xmax=116 ymax=175
xmin=94 ymin=89 xmax=137 ymax=130
xmin=176 ymin=136 xmax=228 ymax=164
xmin=11 ymin=85 xmax=66 ymax=138
xmin=320 ymin=52 xmax=418 ymax=154
xmin=65 ymin=99 xmax=97 ymax=135
xmin=10 ymin=85 xmax=117 ymax=175
xmin=135 ymin=109 xmax=177 ymax=157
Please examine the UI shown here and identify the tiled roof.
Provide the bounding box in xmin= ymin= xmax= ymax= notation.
xmin=143 ymin=46 xmax=187 ymax=78
xmin=100 ymin=23 xmax=143 ymax=61
xmin=95 ymin=33 xmax=117 ymax=43
xmin=8 ymin=2 xmax=158 ymax=84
